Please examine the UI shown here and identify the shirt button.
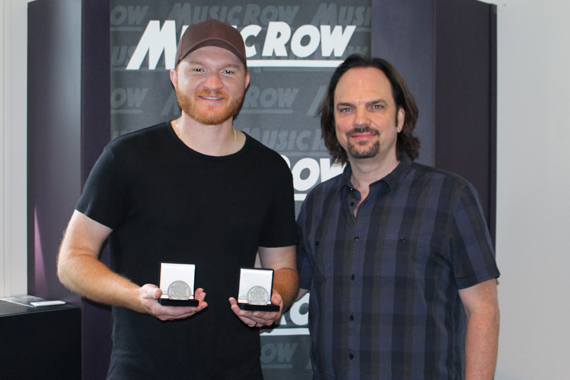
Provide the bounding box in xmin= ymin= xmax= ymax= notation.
xmin=351 ymin=274 xmax=356 ymax=281
xmin=349 ymin=314 xmax=354 ymax=321
xmin=349 ymin=353 xmax=354 ymax=360
xmin=350 ymin=202 xmax=355 ymax=206
xmin=354 ymin=236 xmax=359 ymax=242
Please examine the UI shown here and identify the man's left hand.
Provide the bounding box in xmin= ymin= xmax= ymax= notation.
xmin=229 ymin=290 xmax=283 ymax=328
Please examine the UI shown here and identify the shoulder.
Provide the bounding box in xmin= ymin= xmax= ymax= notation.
xmin=301 ymin=171 xmax=344 ymax=212
xmin=106 ymin=122 xmax=170 ymax=155
xmin=310 ymin=171 xmax=344 ymax=196
xmin=244 ymin=134 xmax=284 ymax=159
xmin=243 ymin=133 xmax=291 ymax=172
xmin=407 ymin=161 xmax=475 ymax=192
xmin=404 ymin=162 xmax=483 ymax=215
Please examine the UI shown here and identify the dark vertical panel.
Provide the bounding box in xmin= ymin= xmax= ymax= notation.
xmin=82 ymin=0 xmax=111 ymax=176
xmin=29 ymin=1 xmax=114 ymax=378
xmin=434 ymin=0 xmax=496 ymax=238
xmin=371 ymin=0 xmax=436 ymax=166
xmin=27 ymin=0 xmax=82 ymax=303
xmin=488 ymin=7 xmax=498 ymax=244
xmin=372 ymin=0 xmax=496 ymax=240
xmin=81 ymin=1 xmax=113 ymax=379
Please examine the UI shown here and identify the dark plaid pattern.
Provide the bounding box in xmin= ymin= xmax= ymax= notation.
xmin=297 ymin=153 xmax=500 ymax=380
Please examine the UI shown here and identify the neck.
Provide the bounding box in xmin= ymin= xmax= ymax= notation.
xmin=173 ymin=114 xmax=242 ymax=156
xmin=348 ymin=154 xmax=399 ymax=191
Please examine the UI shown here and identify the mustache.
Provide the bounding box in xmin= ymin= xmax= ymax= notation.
xmin=196 ymin=90 xmax=227 ymax=98
xmin=346 ymin=125 xmax=380 ymax=137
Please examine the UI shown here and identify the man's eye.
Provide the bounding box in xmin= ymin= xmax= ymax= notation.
xmin=339 ymin=108 xmax=351 ymax=113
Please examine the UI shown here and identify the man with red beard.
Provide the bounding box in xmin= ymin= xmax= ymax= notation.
xmin=57 ymin=19 xmax=299 ymax=379
xmin=296 ymin=55 xmax=500 ymax=379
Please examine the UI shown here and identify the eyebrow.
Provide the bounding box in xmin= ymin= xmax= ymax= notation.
xmin=187 ymin=59 xmax=242 ymax=70
xmin=336 ymin=99 xmax=388 ymax=108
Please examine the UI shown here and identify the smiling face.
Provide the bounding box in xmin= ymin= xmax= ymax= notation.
xmin=334 ymin=67 xmax=405 ymax=165
xmin=170 ymin=46 xmax=250 ymax=126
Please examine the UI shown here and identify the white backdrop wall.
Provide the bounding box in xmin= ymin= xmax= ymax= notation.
xmin=0 ymin=0 xmax=28 ymax=298
xmin=2 ymin=0 xmax=569 ymax=378
xmin=494 ymin=0 xmax=570 ymax=379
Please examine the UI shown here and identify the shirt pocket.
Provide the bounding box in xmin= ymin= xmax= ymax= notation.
xmin=369 ymin=234 xmax=450 ymax=284
xmin=312 ymin=227 xmax=349 ymax=283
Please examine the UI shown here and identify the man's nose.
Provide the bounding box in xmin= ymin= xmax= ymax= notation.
xmin=203 ymin=73 xmax=223 ymax=90
xmin=354 ymin=107 xmax=370 ymax=126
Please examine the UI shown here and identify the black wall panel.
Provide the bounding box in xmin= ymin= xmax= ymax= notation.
xmin=434 ymin=0 xmax=497 ymax=241
xmin=371 ymin=0 xmax=496 ymax=240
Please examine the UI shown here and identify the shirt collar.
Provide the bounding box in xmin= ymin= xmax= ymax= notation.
xmin=338 ymin=152 xmax=413 ymax=194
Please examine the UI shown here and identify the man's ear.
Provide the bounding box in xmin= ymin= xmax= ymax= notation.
xmin=170 ymin=68 xmax=178 ymax=89
xmin=245 ymin=71 xmax=251 ymax=90
xmin=396 ymin=107 xmax=405 ymax=133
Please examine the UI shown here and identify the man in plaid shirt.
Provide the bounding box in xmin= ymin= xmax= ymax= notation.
xmin=297 ymin=54 xmax=500 ymax=380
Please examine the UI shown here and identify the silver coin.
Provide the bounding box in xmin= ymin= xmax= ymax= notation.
xmin=167 ymin=281 xmax=191 ymax=300
xmin=247 ymin=286 xmax=269 ymax=305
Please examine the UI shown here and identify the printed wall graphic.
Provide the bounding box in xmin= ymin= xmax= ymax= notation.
xmin=110 ymin=1 xmax=371 ymax=378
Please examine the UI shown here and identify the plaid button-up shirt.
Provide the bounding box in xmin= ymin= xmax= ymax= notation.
xmin=297 ymin=153 xmax=500 ymax=379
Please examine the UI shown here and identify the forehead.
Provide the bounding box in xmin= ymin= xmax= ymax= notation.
xmin=182 ymin=45 xmax=244 ymax=68
xmin=334 ymin=67 xmax=394 ymax=104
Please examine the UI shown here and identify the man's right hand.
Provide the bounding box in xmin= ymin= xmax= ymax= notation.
xmin=58 ymin=211 xmax=209 ymax=320
xmin=139 ymin=284 xmax=208 ymax=321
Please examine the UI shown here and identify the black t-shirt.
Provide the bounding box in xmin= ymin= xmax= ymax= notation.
xmin=77 ymin=122 xmax=299 ymax=379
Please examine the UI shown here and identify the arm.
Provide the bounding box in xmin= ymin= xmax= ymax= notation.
xmin=259 ymin=245 xmax=299 ymax=311
xmin=458 ymin=278 xmax=500 ymax=380
xmin=229 ymin=245 xmax=298 ymax=327
xmin=57 ymin=210 xmax=207 ymax=320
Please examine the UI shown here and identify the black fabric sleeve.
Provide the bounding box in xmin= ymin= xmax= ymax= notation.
xmin=76 ymin=146 xmax=128 ymax=230
xmin=450 ymin=183 xmax=500 ymax=289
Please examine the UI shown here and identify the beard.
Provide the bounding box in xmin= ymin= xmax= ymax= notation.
xmin=345 ymin=125 xmax=380 ymax=159
xmin=176 ymin=88 xmax=243 ymax=126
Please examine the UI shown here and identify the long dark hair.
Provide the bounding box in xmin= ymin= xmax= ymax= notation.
xmin=319 ymin=54 xmax=420 ymax=164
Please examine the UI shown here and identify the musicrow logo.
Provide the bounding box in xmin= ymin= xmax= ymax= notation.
xmin=125 ymin=20 xmax=358 ymax=70
xmin=111 ymin=3 xmax=370 ymax=69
